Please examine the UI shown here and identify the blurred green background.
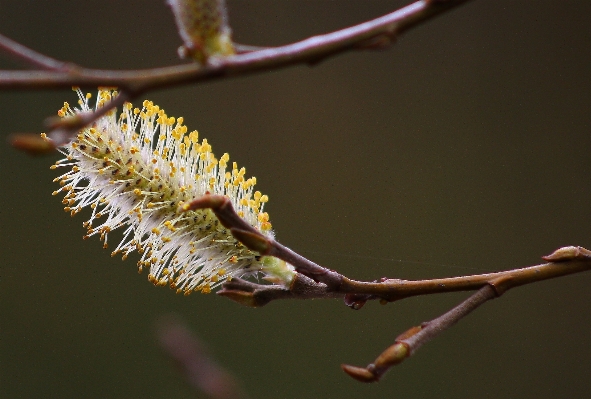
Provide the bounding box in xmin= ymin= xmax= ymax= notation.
xmin=1 ymin=1 xmax=591 ymax=398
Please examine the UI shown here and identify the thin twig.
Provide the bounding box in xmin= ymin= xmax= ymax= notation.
xmin=0 ymin=33 xmax=81 ymax=72
xmin=342 ymin=285 xmax=497 ymax=382
xmin=10 ymin=89 xmax=134 ymax=154
xmin=218 ymin=273 xmax=342 ymax=307
xmin=217 ymin=257 xmax=591 ymax=307
xmin=156 ymin=315 xmax=247 ymax=399
xmin=46 ymin=89 xmax=134 ymax=146
xmin=339 ymin=250 xmax=587 ymax=383
xmin=181 ymin=194 xmax=345 ymax=289
xmin=0 ymin=0 xmax=473 ymax=91
xmin=3 ymin=0 xmax=474 ymax=153
xmin=185 ymin=192 xmax=591 ymax=381
xmin=182 ymin=194 xmax=591 ymax=304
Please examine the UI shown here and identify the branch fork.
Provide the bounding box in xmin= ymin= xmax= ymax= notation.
xmin=180 ymin=192 xmax=591 ymax=382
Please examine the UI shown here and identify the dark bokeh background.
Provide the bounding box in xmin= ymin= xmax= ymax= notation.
xmin=1 ymin=1 xmax=591 ymax=398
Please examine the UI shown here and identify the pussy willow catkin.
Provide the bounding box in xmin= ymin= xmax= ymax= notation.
xmin=48 ymin=88 xmax=294 ymax=295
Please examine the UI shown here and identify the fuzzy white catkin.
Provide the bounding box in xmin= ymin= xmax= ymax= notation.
xmin=49 ymin=88 xmax=294 ymax=295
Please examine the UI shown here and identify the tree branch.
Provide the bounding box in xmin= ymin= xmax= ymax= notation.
xmin=178 ymin=193 xmax=591 ymax=381
xmin=342 ymin=285 xmax=497 ymax=382
xmin=183 ymin=195 xmax=591 ymax=305
xmin=3 ymin=0 xmax=474 ymax=154
xmin=339 ymin=246 xmax=591 ymax=383
xmin=0 ymin=0 xmax=473 ymax=91
xmin=10 ymin=89 xmax=133 ymax=154
xmin=0 ymin=33 xmax=81 ymax=71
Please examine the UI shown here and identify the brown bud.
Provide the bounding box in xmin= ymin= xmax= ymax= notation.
xmin=374 ymin=342 xmax=409 ymax=368
xmin=230 ymin=228 xmax=270 ymax=254
xmin=217 ymin=289 xmax=258 ymax=307
xmin=341 ymin=364 xmax=377 ymax=383
xmin=10 ymin=133 xmax=56 ymax=155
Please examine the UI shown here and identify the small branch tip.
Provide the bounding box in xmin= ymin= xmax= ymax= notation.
xmin=9 ymin=133 xmax=56 ymax=155
xmin=542 ymin=246 xmax=591 ymax=262
xmin=217 ymin=289 xmax=261 ymax=307
xmin=179 ymin=194 xmax=227 ymax=213
xmin=341 ymin=364 xmax=378 ymax=383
